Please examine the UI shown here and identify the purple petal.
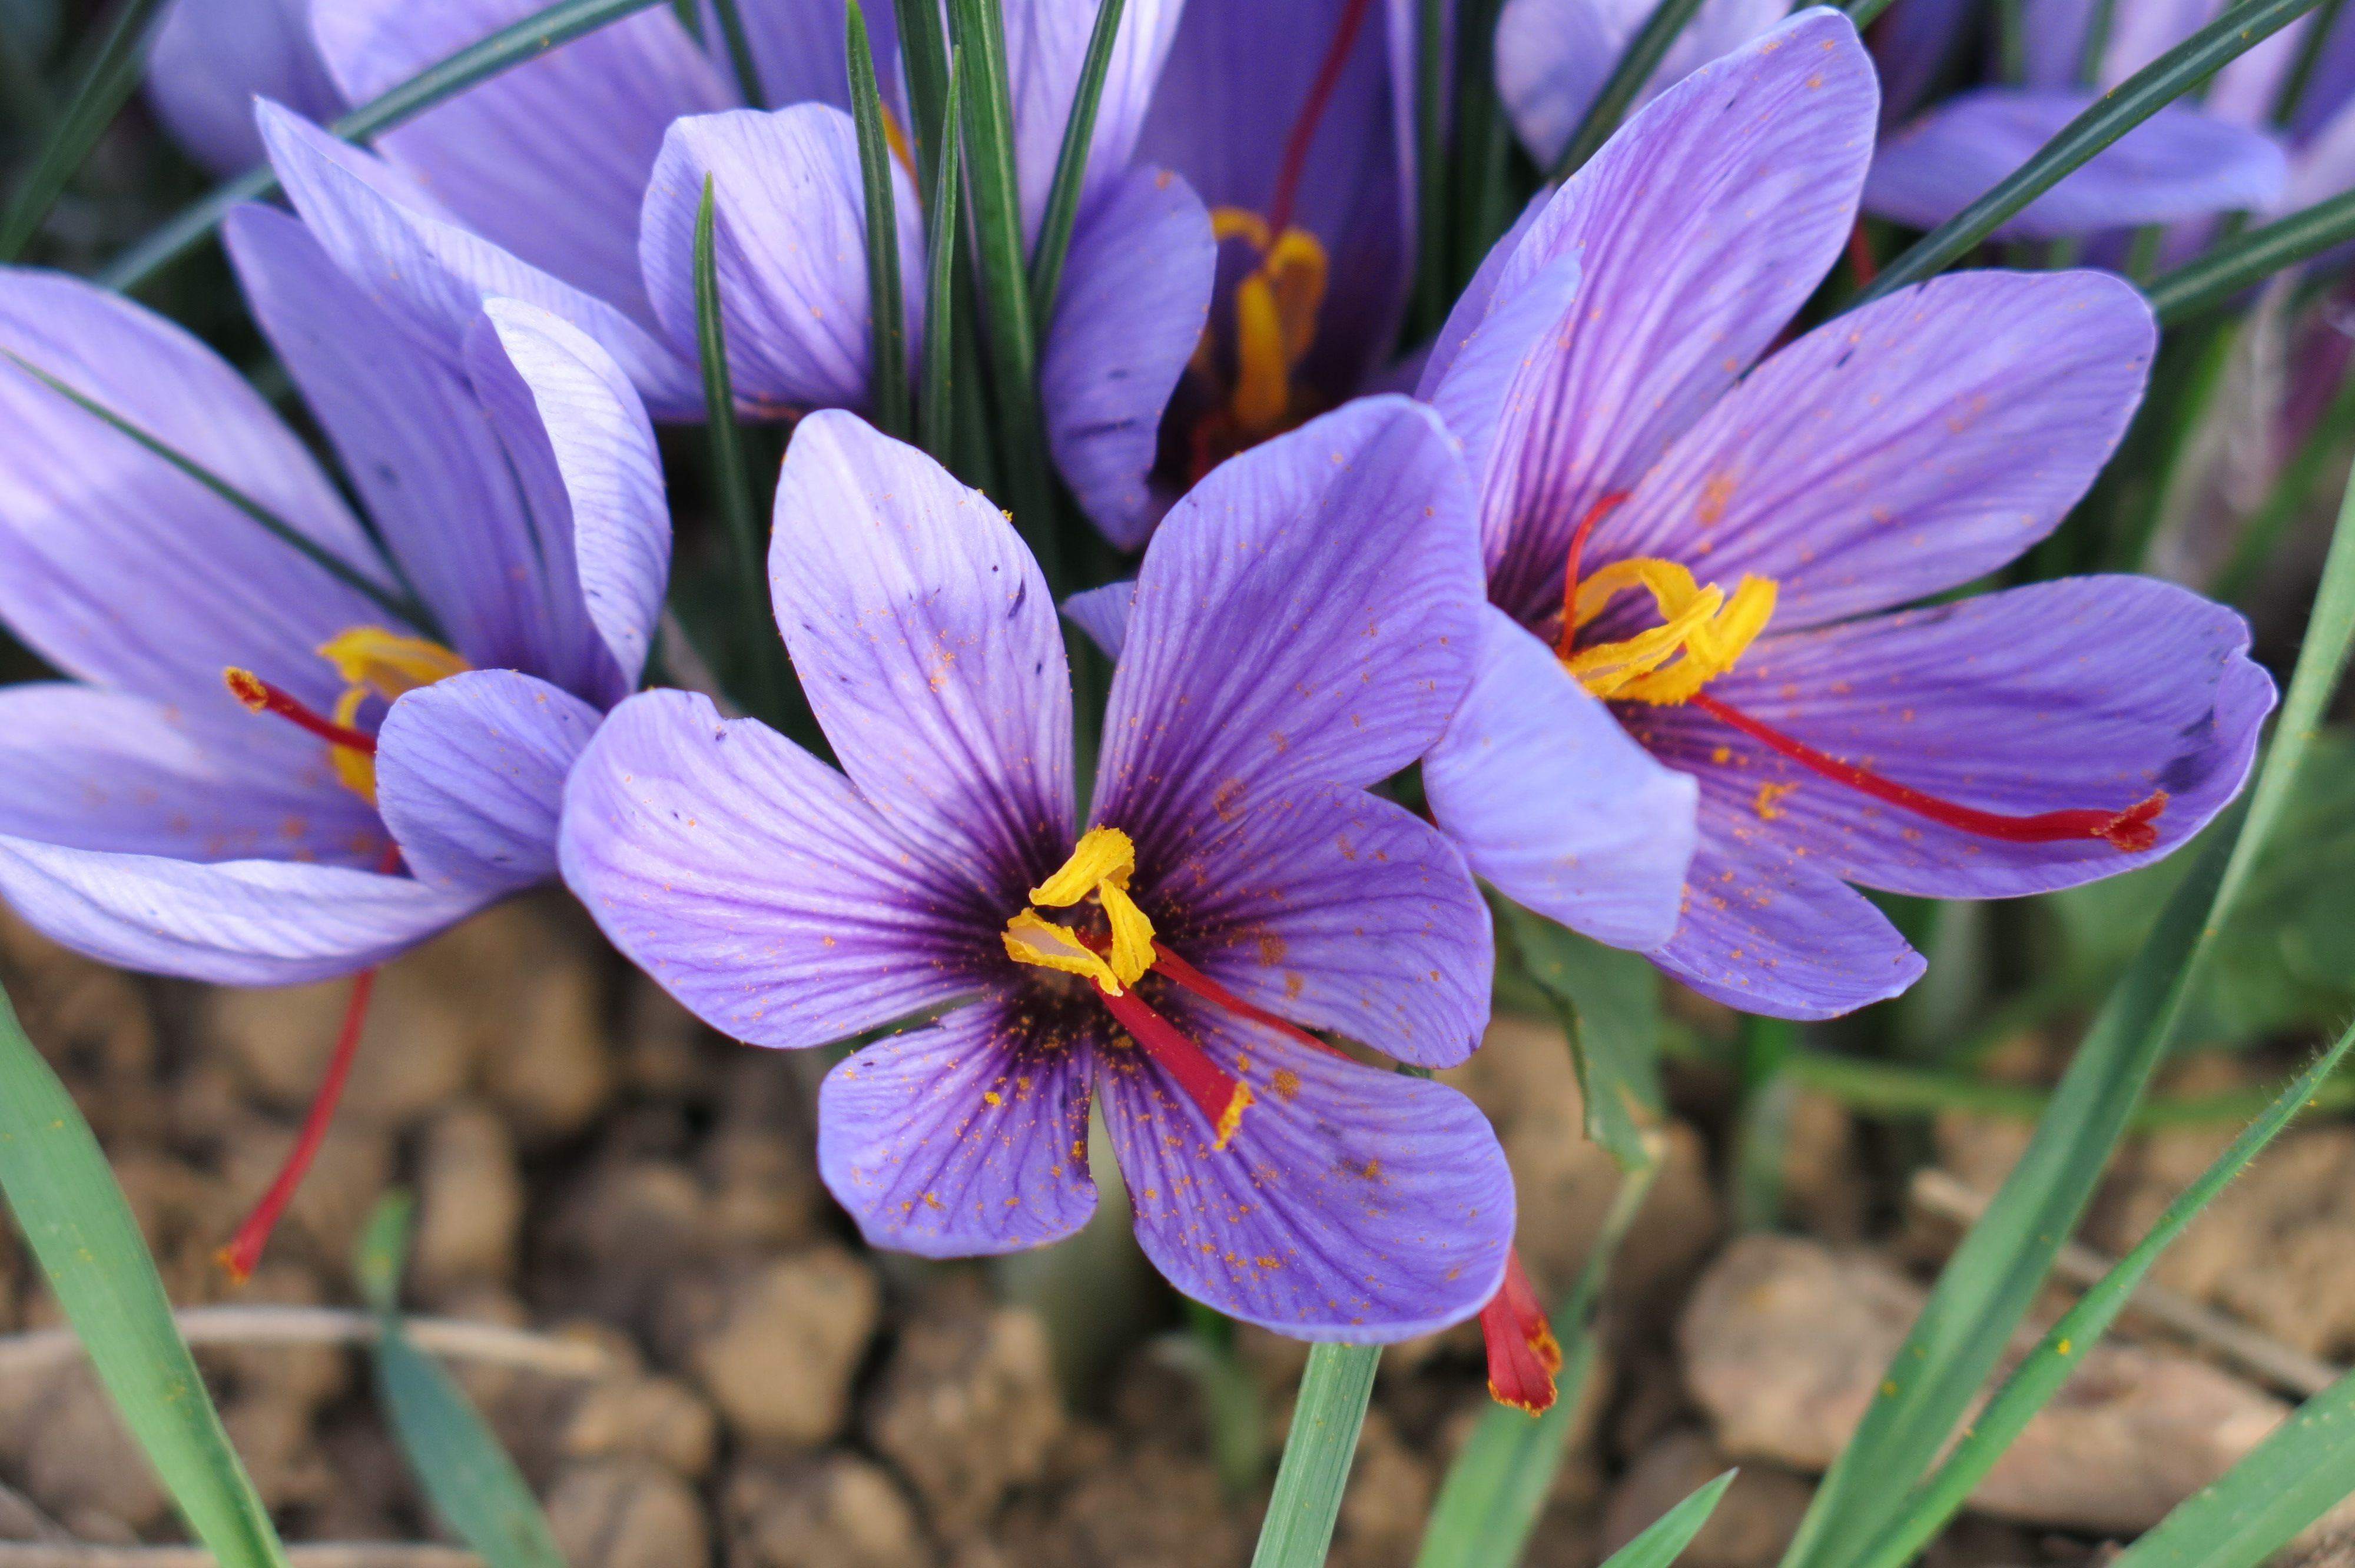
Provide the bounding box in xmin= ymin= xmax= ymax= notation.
xmin=1647 ymin=839 xmax=1925 ymax=1019
xmin=1425 ymin=252 xmax=1580 ymax=489
xmin=257 ymin=102 xmax=702 ymax=416
xmin=1597 ymin=269 xmax=2154 ymax=632
xmin=1494 ymin=0 xmax=1786 ymax=169
xmin=310 ymin=0 xmax=733 ymax=317
xmin=639 ymin=106 xmax=926 ymax=413
xmin=1872 ymin=0 xmax=1974 ymax=122
xmin=0 ymin=682 xmax=384 ymax=867
xmin=2026 ymin=0 xmax=2303 ymax=123
xmin=0 ymin=838 xmax=482 ymax=984
xmin=1864 ymin=91 xmax=2288 ymax=240
xmin=1098 ymin=995 xmax=1514 ymax=1338
xmin=769 ymin=412 xmax=1073 ymax=895
xmin=1473 ymin=9 xmax=1879 ymax=623
xmin=1095 ymin=396 xmax=1483 ymax=845
xmin=477 ymin=298 xmax=671 ymax=692
xmin=376 ymin=669 xmax=602 ymax=895
xmin=1162 ymin=782 xmax=1492 ymax=1068
xmin=818 ymin=1004 xmax=1098 ymax=1257
xmin=1627 ymin=576 xmax=2274 ymax=901
xmin=1414 ymin=190 xmax=1545 ymax=400
xmin=145 ymin=0 xmax=343 ymax=174
xmin=1006 ymin=0 xmax=1187 ymax=245
xmin=1423 ymin=607 xmax=1697 ymax=949
xmin=0 ymin=265 xmax=394 ymax=722
xmin=1061 ymin=579 xmax=1136 ymax=661
xmin=721 ymin=0 xmax=879 ymax=114
xmin=1039 ymin=163 xmax=1214 ymax=547
xmin=558 ymin=687 xmax=990 ymax=1049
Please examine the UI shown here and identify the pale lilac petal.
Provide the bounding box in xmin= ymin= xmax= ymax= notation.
xmin=310 ymin=0 xmax=733 ymax=316
xmin=769 ymin=412 xmax=1073 ymax=895
xmin=1629 ymin=577 xmax=2273 ymax=901
xmin=1162 ymin=783 xmax=1491 ymax=1068
xmin=1873 ymin=0 xmax=1972 ymax=122
xmin=1006 ymin=0 xmax=1186 ymax=245
xmin=0 ymin=265 xmax=394 ymax=722
xmin=1099 ymin=996 xmax=1514 ymax=1338
xmin=1426 ymin=253 xmax=1579 ymax=489
xmin=1039 ymin=163 xmax=1214 ymax=546
xmin=1096 ymin=397 xmax=1483 ymax=844
xmin=1423 ymin=607 xmax=1696 ymax=949
xmin=721 ymin=0 xmax=877 ymax=112
xmin=1414 ymin=190 xmax=1544 ymax=400
xmin=2284 ymin=97 xmax=2355 ymax=212
xmin=376 ymin=669 xmax=602 ymax=895
xmin=639 ymin=106 xmax=926 ymax=413
xmin=257 ymin=102 xmax=702 ymax=416
xmin=1494 ymin=0 xmax=1785 ymax=169
xmin=1475 ymin=10 xmax=1879 ymax=623
xmin=1061 ymin=580 xmax=1136 ymax=660
xmin=0 ymin=683 xmax=384 ymax=867
xmin=1864 ymin=91 xmax=2288 ymax=240
xmin=1597 ymin=270 xmax=2154 ymax=632
xmin=145 ymin=0 xmax=342 ymax=173
xmin=559 ymin=689 xmax=992 ymax=1047
xmin=2026 ymin=0 xmax=2302 ymax=119
xmin=818 ymin=1004 xmax=1098 ymax=1257
xmin=478 ymin=298 xmax=671 ymax=690
xmin=0 ymin=839 xmax=482 ymax=985
xmin=1647 ymin=839 xmax=1924 ymax=1019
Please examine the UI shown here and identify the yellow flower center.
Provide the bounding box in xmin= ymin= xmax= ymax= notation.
xmin=1205 ymin=208 xmax=1330 ymax=440
xmin=1001 ymin=825 xmax=1159 ymax=995
xmin=316 ymin=627 xmax=471 ymax=802
xmin=1561 ymin=557 xmax=1779 ymax=706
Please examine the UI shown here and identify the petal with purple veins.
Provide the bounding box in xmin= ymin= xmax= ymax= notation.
xmin=1493 ymin=0 xmax=1785 ymax=170
xmin=1061 ymin=580 xmax=1136 ymax=661
xmin=1006 ymin=0 xmax=1187 ymax=245
xmin=1426 ymin=252 xmax=1580 ymax=491
xmin=1646 ymin=838 xmax=1925 ymax=1020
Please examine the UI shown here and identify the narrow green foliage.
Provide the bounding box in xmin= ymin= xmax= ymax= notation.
xmin=0 ymin=982 xmax=289 ymax=1568
xmin=1251 ymin=1344 xmax=1381 ymax=1568
xmin=97 ymin=0 xmax=669 ymax=291
xmin=1447 ymin=0 xmax=1522 ymax=283
xmin=1842 ymin=0 xmax=1898 ymax=27
xmin=709 ymin=0 xmax=767 ymax=107
xmin=919 ymin=53 xmax=966 ymax=466
xmin=692 ymin=175 xmax=780 ymax=716
xmin=2273 ymin=0 xmax=2350 ymax=124
xmin=2145 ymin=188 xmax=2355 ymax=325
xmin=1548 ymin=0 xmax=1708 ymax=180
xmin=2074 ymin=0 xmax=2118 ymax=87
xmin=1409 ymin=0 xmax=1450 ymax=337
xmin=2213 ymin=353 xmax=2355 ymax=603
xmin=1845 ymin=1019 xmax=2355 ymax=1568
xmin=0 ymin=346 xmax=437 ymax=636
xmin=1028 ymin=0 xmax=1126 ymax=326
xmin=1733 ymin=1016 xmax=1796 ymax=1233
xmin=1994 ymin=0 xmax=2028 ymax=84
xmin=893 ymin=0 xmax=956 ymax=194
xmin=847 ymin=0 xmax=911 ymax=439
xmin=357 ymin=1197 xmax=568 ymax=1568
xmin=1601 ymin=1473 xmax=1736 ymax=1568
xmin=2112 ymin=1363 xmax=2355 ymax=1568
xmin=1858 ymin=0 xmax=2324 ymax=305
xmin=1494 ymin=898 xmax=1664 ymax=1171
xmin=0 ymin=0 xmax=172 ymax=260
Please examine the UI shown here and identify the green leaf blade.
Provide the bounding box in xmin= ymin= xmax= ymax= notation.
xmin=2145 ymin=188 xmax=2355 ymax=327
xmin=1548 ymin=0 xmax=1707 ymax=180
xmin=847 ymin=0 xmax=911 ymax=440
xmin=2113 ymin=1366 xmax=2355 ymax=1568
xmin=1494 ymin=898 xmax=1664 ymax=1171
xmin=0 ymin=0 xmax=174 ymax=261
xmin=1026 ymin=0 xmax=1126 ymax=326
xmin=1249 ymin=1343 xmax=1381 ymax=1568
xmin=1602 ymin=1472 xmax=1736 ymax=1568
xmin=918 ymin=52 xmax=966 ymax=466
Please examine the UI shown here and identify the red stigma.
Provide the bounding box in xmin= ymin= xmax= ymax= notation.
xmin=1095 ymin=981 xmax=1255 ymax=1149
xmin=1480 ymin=1248 xmax=1561 ymax=1414
xmin=1266 ymin=0 xmax=1375 ymax=238
xmin=1149 ymin=941 xmax=1354 ymax=1061
xmin=1689 ymin=692 xmax=2167 ymax=852
xmin=1846 ymin=219 xmax=1878 ymax=287
xmin=1555 ymin=490 xmax=1631 ymax=657
xmin=223 ymin=667 xmax=377 ymax=755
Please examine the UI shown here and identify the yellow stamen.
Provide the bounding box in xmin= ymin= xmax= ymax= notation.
xmin=1002 ymin=910 xmax=1125 ymax=991
xmin=1005 ymin=826 xmax=1159 ymax=992
xmin=1562 ymin=557 xmax=1778 ymax=705
xmin=329 ymin=686 xmax=380 ymax=800
xmin=1208 ymin=207 xmax=1331 ymax=438
xmin=314 ymin=627 xmax=471 ymax=804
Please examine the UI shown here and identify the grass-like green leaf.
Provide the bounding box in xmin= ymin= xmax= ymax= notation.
xmin=1026 ymin=0 xmax=1125 ymax=326
xmin=708 ymin=0 xmax=766 ymax=108
xmin=1858 ymin=0 xmax=2324 ymax=305
xmin=1250 ymin=1343 xmax=1381 ymax=1568
xmin=1845 ymin=1017 xmax=2355 ymax=1568
xmin=1601 ymin=1472 xmax=1736 ymax=1568
xmin=2111 ymin=1363 xmax=2355 ymax=1568
xmin=847 ymin=0 xmax=910 ymax=439
xmin=2272 ymin=0 xmax=2350 ymax=122
xmin=0 ymin=0 xmax=172 ymax=260
xmin=0 ymin=981 xmax=289 ymax=1568
xmin=893 ymin=0 xmax=956 ymax=194
xmin=1842 ymin=0 xmax=1898 ymax=31
xmin=1408 ymin=0 xmax=1450 ymax=337
xmin=1494 ymin=898 xmax=1663 ymax=1172
xmin=2144 ymin=188 xmax=2355 ymax=327
xmin=1547 ymin=0 xmax=1707 ymax=180
xmin=356 ymin=1196 xmax=568 ymax=1568
xmin=919 ymin=51 xmax=965 ymax=466
xmin=97 ymin=0 xmax=669 ymax=293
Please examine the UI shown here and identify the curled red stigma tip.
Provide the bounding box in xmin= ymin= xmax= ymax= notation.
xmin=1480 ymin=1248 xmax=1561 ymax=1415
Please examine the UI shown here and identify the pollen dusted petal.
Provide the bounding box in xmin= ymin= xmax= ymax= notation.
xmin=1648 ymin=841 xmax=1926 ymax=1022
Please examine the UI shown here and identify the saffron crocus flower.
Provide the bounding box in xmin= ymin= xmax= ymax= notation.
xmin=1416 ymin=10 xmax=2274 ymax=1019
xmin=0 ymin=206 xmax=669 ymax=984
xmin=560 ymin=400 xmax=1518 ymax=1336
xmin=145 ymin=0 xmax=344 ymax=173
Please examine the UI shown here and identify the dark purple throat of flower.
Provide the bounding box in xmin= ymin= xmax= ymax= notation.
xmin=1550 ymin=494 xmax=2165 ymax=854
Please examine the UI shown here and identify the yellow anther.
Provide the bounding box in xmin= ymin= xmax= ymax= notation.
xmin=319 ymin=627 xmax=470 ymax=700
xmin=1206 ymin=208 xmax=1331 ymax=438
xmin=1002 ymin=910 xmax=1125 ymax=991
xmin=1562 ymin=557 xmax=1777 ymax=705
xmin=329 ymin=686 xmax=380 ymax=801
xmin=1006 ymin=826 xmax=1158 ymax=992
xmin=1030 ymin=825 xmax=1136 ymax=905
xmin=1210 ymin=206 xmax=1272 ymax=250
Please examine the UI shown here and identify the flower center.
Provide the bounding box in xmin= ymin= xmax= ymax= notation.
xmin=225 ymin=626 xmax=470 ymax=805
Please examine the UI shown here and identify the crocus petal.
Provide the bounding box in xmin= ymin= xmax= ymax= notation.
xmin=1061 ymin=580 xmax=1136 ymax=660
xmin=1096 ymin=396 xmax=1483 ymax=845
xmin=1099 ymin=996 xmax=1514 ymax=1338
xmin=0 ymin=838 xmax=482 ymax=985
xmin=1472 ymin=10 xmax=1879 ymax=623
xmin=376 ymin=669 xmax=602 ymax=895
xmin=1864 ymin=91 xmax=2288 ymax=240
xmin=1426 ymin=252 xmax=1580 ymax=489
xmin=1424 ymin=607 xmax=1697 ymax=949
xmin=721 ymin=0 xmax=880 ymax=114
xmin=1006 ymin=0 xmax=1187 ymax=245
xmin=639 ymin=106 xmax=926 ymax=414
xmin=1165 ymin=782 xmax=1492 ymax=1068
xmin=559 ymin=688 xmax=990 ymax=1049
xmin=1647 ymin=839 xmax=1925 ymax=1019
xmin=769 ymin=412 xmax=1073 ymax=899
xmin=257 ymin=102 xmax=702 ymax=416
xmin=1493 ymin=0 xmax=1786 ymax=170
xmin=1872 ymin=0 xmax=1973 ymax=122
xmin=0 ymin=683 xmax=384 ymax=866
xmin=818 ymin=1003 xmax=1099 ymax=1257
xmin=310 ymin=0 xmax=734 ymax=318
xmin=145 ymin=0 xmax=342 ymax=174
xmin=0 ymin=266 xmax=393 ymax=722
xmin=477 ymin=298 xmax=671 ymax=692
xmin=1627 ymin=576 xmax=2274 ymax=901
xmin=1598 ymin=270 xmax=2154 ymax=632
xmin=1415 ymin=191 xmax=1545 ymax=400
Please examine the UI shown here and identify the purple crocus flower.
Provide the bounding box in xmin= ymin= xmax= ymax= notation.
xmin=1414 ymin=11 xmax=2275 ymax=1019
xmin=0 ymin=207 xmax=669 ymax=984
xmin=559 ymin=399 xmax=1517 ymax=1336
